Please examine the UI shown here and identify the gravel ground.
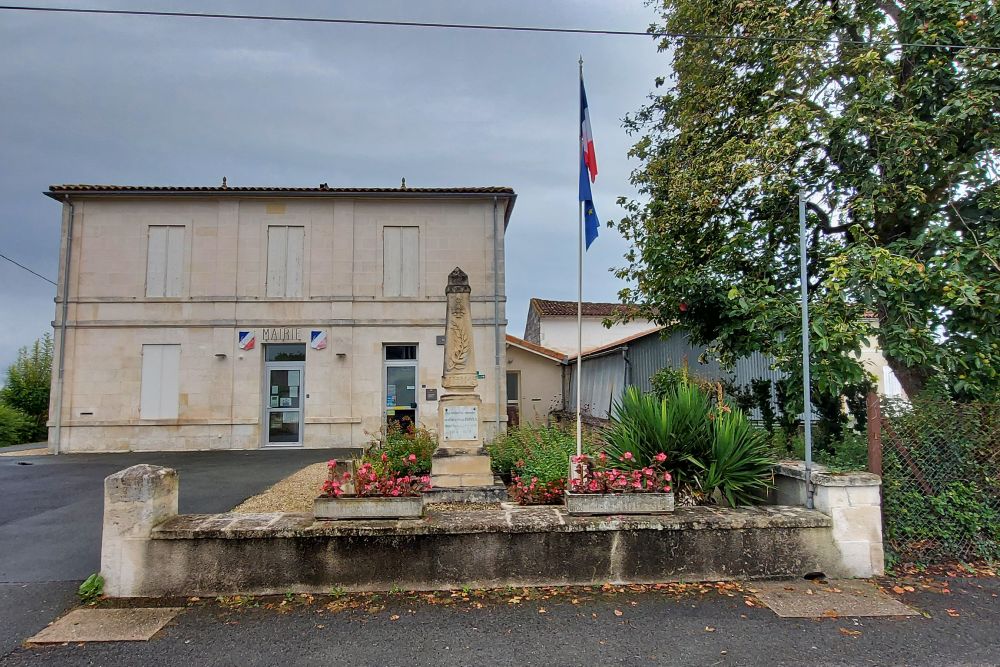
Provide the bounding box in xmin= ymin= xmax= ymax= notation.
xmin=232 ymin=462 xmax=329 ymax=513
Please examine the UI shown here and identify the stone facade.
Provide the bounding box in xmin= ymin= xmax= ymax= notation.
xmin=47 ymin=187 xmax=515 ymax=452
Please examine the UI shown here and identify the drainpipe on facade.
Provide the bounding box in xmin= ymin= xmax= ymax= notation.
xmin=492 ymin=196 xmax=502 ymax=438
xmin=51 ymin=197 xmax=75 ymax=455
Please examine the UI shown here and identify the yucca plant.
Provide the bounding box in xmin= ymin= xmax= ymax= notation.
xmin=601 ymin=383 xmax=775 ymax=505
xmin=697 ymin=408 xmax=775 ymax=506
xmin=601 ymin=385 xmax=712 ymax=487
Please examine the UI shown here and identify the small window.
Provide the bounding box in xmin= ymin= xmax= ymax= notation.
xmin=506 ymin=371 xmax=520 ymax=403
xmin=383 ymin=226 xmax=419 ymax=297
xmin=146 ymin=226 xmax=184 ymax=297
xmin=266 ymin=226 xmax=304 ymax=297
xmin=385 ymin=345 xmax=417 ymax=361
xmin=140 ymin=344 xmax=180 ymax=419
xmin=265 ymin=344 xmax=306 ymax=362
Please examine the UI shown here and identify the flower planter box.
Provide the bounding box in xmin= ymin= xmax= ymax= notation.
xmin=314 ymin=495 xmax=424 ymax=521
xmin=564 ymin=492 xmax=675 ymax=516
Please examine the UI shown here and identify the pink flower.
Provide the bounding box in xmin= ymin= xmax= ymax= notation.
xmin=654 ymin=453 xmax=667 ymax=463
xmin=381 ymin=453 xmax=388 ymax=463
xmin=407 ymin=454 xmax=417 ymax=463
xmin=622 ymin=452 xmax=634 ymax=461
xmin=598 ymin=452 xmax=608 ymax=462
xmin=664 ymin=473 xmax=672 ymax=481
xmin=663 ymin=485 xmax=672 ymax=492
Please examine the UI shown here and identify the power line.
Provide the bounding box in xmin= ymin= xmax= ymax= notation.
xmin=1 ymin=4 xmax=998 ymax=53
xmin=0 ymin=252 xmax=57 ymax=286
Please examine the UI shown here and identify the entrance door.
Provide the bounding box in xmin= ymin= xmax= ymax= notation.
xmin=384 ymin=344 xmax=417 ymax=430
xmin=264 ymin=344 xmax=306 ymax=447
xmin=506 ymin=371 xmax=521 ymax=427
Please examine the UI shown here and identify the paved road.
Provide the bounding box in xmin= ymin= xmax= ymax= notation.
xmin=2 ymin=576 xmax=997 ymax=666
xmin=0 ymin=448 xmax=350 ymax=658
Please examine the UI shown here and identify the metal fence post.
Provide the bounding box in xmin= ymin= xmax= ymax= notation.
xmin=866 ymin=391 xmax=882 ymax=477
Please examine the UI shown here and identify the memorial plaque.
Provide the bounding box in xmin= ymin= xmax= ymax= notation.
xmin=443 ymin=405 xmax=478 ymax=441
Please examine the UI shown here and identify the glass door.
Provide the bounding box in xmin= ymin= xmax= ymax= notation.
xmin=384 ymin=345 xmax=418 ymax=430
xmin=264 ymin=344 xmax=306 ymax=447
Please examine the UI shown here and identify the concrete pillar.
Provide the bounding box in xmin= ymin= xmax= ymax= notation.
xmin=101 ymin=465 xmax=178 ymax=597
xmin=772 ymin=462 xmax=885 ymax=577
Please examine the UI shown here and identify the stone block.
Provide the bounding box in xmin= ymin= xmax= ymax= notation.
xmin=430 ymin=454 xmax=493 ymax=477
xmin=101 ymin=465 xmax=179 ymax=597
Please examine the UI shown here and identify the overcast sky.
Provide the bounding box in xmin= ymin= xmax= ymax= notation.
xmin=0 ymin=0 xmax=665 ymax=372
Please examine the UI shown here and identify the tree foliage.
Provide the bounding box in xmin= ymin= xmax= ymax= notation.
xmin=616 ymin=0 xmax=1000 ymax=402
xmin=1 ymin=333 xmax=53 ymax=442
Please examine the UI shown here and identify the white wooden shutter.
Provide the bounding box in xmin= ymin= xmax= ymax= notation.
xmin=164 ymin=225 xmax=184 ymax=296
xmin=266 ymin=226 xmax=287 ymax=297
xmin=146 ymin=226 xmax=184 ymax=297
xmin=140 ymin=344 xmax=180 ymax=419
xmin=146 ymin=227 xmax=167 ymax=297
xmin=400 ymin=227 xmax=419 ymax=297
xmin=267 ymin=226 xmax=304 ymax=297
xmin=285 ymin=226 xmax=304 ymax=297
xmin=383 ymin=226 xmax=402 ymax=296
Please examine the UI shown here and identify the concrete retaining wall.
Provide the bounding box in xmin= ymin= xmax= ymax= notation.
xmin=99 ymin=464 xmax=877 ymax=597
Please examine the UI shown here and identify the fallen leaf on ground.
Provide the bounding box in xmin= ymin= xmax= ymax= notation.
xmin=946 ymin=609 xmax=960 ymax=617
xmin=821 ymin=609 xmax=840 ymax=618
xmin=390 ymin=615 xmax=400 ymax=621
xmin=892 ymin=586 xmax=906 ymax=594
xmin=704 ymin=626 xmax=716 ymax=632
xmin=538 ymin=608 xmax=546 ymax=614
xmin=614 ymin=609 xmax=624 ymax=617
xmin=839 ymin=628 xmax=862 ymax=637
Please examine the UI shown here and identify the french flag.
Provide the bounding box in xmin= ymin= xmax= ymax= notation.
xmin=579 ymin=78 xmax=600 ymax=249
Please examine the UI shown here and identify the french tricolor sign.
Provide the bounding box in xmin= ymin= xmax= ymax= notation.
xmin=238 ymin=331 xmax=255 ymax=350
xmin=310 ymin=330 xmax=327 ymax=350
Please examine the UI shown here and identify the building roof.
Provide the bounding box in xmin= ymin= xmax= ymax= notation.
xmin=505 ymin=334 xmax=567 ymax=362
xmin=47 ymin=184 xmax=515 ymax=196
xmin=572 ymin=326 xmax=665 ymax=362
xmin=529 ymin=298 xmax=640 ymax=318
xmin=46 ymin=183 xmax=517 ymax=226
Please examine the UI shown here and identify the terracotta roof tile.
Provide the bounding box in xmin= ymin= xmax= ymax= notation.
xmin=505 ymin=334 xmax=567 ymax=362
xmin=530 ymin=298 xmax=639 ymax=318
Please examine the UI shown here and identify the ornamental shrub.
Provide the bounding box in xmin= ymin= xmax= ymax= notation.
xmin=366 ymin=420 xmax=436 ymax=475
xmin=490 ymin=424 xmax=593 ymax=504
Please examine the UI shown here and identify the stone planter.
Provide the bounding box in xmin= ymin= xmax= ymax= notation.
xmin=565 ymin=492 xmax=675 ymax=516
xmin=314 ymin=495 xmax=424 ymax=520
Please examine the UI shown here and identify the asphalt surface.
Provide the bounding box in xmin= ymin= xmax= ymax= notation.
xmin=0 ymin=448 xmax=350 ymax=658
xmin=1 ymin=576 xmax=997 ymax=666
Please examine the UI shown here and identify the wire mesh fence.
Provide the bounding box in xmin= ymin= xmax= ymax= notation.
xmin=878 ymin=396 xmax=1000 ymax=565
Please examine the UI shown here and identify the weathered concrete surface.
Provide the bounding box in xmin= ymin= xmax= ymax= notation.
xmin=101 ymin=465 xmax=178 ymax=598
xmin=565 ymin=492 xmax=675 ymax=515
xmin=422 ymin=484 xmax=508 ymax=503
xmin=753 ymin=579 xmax=919 ymax=618
xmin=313 ymin=495 xmax=423 ymax=520
xmin=27 ymin=608 xmax=184 ymax=644
xmin=120 ymin=505 xmax=841 ymax=597
xmin=772 ymin=461 xmax=885 ymax=577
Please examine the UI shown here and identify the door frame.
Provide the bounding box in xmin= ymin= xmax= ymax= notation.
xmin=262 ymin=359 xmax=306 ymax=448
xmin=383 ymin=344 xmax=418 ymax=427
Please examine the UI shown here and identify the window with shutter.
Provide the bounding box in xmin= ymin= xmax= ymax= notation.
xmin=266 ymin=226 xmax=304 ymax=297
xmin=383 ymin=226 xmax=419 ymax=297
xmin=140 ymin=344 xmax=180 ymax=419
xmin=146 ymin=226 xmax=185 ymax=297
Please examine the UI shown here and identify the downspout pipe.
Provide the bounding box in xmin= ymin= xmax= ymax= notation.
xmin=492 ymin=196 xmax=502 ymax=437
xmin=51 ymin=196 xmax=75 ymax=455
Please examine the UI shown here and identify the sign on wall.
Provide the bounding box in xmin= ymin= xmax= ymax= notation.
xmin=443 ymin=405 xmax=478 ymax=441
xmin=238 ymin=331 xmax=256 ymax=350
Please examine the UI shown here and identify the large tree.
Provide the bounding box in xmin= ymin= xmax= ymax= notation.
xmin=615 ymin=0 xmax=1000 ymax=401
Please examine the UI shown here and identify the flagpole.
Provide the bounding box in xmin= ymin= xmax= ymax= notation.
xmin=576 ymin=55 xmax=584 ymax=459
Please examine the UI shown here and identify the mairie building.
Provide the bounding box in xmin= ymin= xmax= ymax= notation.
xmin=44 ymin=183 xmax=515 ymax=452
